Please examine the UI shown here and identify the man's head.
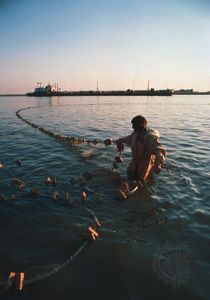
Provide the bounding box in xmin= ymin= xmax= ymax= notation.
xmin=131 ymin=115 xmax=147 ymax=131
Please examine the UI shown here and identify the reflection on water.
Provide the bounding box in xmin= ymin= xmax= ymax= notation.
xmin=0 ymin=95 xmax=210 ymax=300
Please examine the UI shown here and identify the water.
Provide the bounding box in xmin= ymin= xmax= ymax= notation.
xmin=0 ymin=95 xmax=210 ymax=299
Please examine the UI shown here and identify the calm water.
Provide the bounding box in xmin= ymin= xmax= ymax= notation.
xmin=0 ymin=95 xmax=210 ymax=300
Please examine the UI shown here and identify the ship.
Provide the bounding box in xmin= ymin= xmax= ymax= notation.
xmin=26 ymin=82 xmax=59 ymax=96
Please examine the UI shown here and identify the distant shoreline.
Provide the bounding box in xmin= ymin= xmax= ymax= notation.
xmin=26 ymin=89 xmax=172 ymax=97
xmin=0 ymin=94 xmax=25 ymax=97
xmin=0 ymin=92 xmax=210 ymax=97
xmin=173 ymin=92 xmax=210 ymax=95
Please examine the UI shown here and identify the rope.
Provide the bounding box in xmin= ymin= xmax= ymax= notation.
xmin=0 ymin=106 xmax=105 ymax=291
xmin=0 ymin=240 xmax=89 ymax=288
xmin=16 ymin=106 xmax=101 ymax=146
xmin=25 ymin=240 xmax=89 ymax=285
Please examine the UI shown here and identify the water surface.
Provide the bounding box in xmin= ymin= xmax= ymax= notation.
xmin=0 ymin=95 xmax=210 ymax=300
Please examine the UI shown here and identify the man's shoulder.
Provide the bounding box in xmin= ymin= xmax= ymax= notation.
xmin=146 ymin=128 xmax=160 ymax=138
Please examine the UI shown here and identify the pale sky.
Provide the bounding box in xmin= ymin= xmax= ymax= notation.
xmin=0 ymin=0 xmax=210 ymax=93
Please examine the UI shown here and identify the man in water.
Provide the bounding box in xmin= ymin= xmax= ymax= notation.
xmin=106 ymin=115 xmax=166 ymax=199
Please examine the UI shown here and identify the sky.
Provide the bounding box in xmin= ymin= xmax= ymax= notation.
xmin=0 ymin=0 xmax=210 ymax=93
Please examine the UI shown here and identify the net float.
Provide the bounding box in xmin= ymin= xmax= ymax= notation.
xmin=52 ymin=191 xmax=60 ymax=200
xmin=7 ymin=272 xmax=16 ymax=288
xmin=15 ymin=272 xmax=25 ymax=291
xmin=88 ymin=226 xmax=99 ymax=239
xmin=82 ymin=192 xmax=87 ymax=202
xmin=104 ymin=138 xmax=113 ymax=146
xmin=15 ymin=160 xmax=22 ymax=166
xmin=45 ymin=177 xmax=52 ymax=184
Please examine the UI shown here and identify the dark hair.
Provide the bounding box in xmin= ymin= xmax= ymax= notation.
xmin=131 ymin=115 xmax=147 ymax=130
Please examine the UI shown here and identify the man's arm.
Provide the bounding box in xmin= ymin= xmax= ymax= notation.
xmin=153 ymin=138 xmax=166 ymax=174
xmin=116 ymin=135 xmax=131 ymax=145
xmin=148 ymin=131 xmax=166 ymax=174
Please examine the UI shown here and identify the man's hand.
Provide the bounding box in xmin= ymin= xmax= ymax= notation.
xmin=154 ymin=162 xmax=162 ymax=174
xmin=115 ymin=156 xmax=123 ymax=163
xmin=116 ymin=139 xmax=124 ymax=152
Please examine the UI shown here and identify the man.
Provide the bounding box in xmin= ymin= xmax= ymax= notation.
xmin=116 ymin=114 xmax=166 ymax=180
xmin=106 ymin=115 xmax=166 ymax=199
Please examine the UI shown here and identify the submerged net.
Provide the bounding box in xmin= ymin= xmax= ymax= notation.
xmin=0 ymin=105 xmax=170 ymax=293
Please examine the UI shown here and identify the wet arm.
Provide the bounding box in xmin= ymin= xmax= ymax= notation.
xmin=116 ymin=135 xmax=131 ymax=146
xmin=151 ymin=136 xmax=166 ymax=172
